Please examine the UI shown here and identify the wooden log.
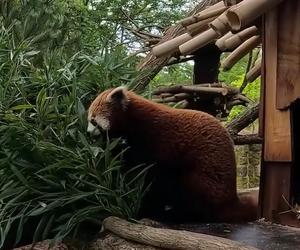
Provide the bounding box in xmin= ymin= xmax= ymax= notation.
xmin=215 ymin=31 xmax=234 ymax=50
xmin=232 ymin=134 xmax=262 ymax=145
xmin=224 ymin=26 xmax=259 ymax=50
xmin=180 ymin=1 xmax=227 ymax=27
xmin=226 ymin=0 xmax=284 ymax=31
xmin=102 ymin=216 xmax=260 ymax=250
xmin=152 ymin=33 xmax=192 ymax=57
xmin=186 ymin=17 xmax=216 ymax=36
xmin=152 ymin=83 xmax=223 ymax=95
xmin=152 ymin=83 xmax=240 ymax=96
xmin=246 ymin=59 xmax=261 ymax=82
xmin=179 ymin=28 xmax=219 ymax=55
xmin=153 ymin=93 xmax=191 ymax=103
xmin=226 ymin=103 xmax=259 ymax=134
xmin=209 ymin=11 xmax=231 ymax=36
xmin=221 ymin=35 xmax=261 ymax=71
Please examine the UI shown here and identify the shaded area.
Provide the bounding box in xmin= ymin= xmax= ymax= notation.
xmin=173 ymin=221 xmax=300 ymax=250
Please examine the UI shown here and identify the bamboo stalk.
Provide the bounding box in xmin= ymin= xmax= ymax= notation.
xmin=180 ymin=1 xmax=227 ymax=27
xmin=226 ymin=0 xmax=284 ymax=31
xmin=209 ymin=11 xmax=231 ymax=36
xmin=215 ymin=32 xmax=234 ymax=50
xmin=186 ymin=17 xmax=216 ymax=36
xmin=179 ymin=28 xmax=219 ymax=55
xmin=246 ymin=59 xmax=261 ymax=82
xmin=221 ymin=35 xmax=261 ymax=71
xmin=223 ymin=0 xmax=243 ymax=7
xmin=152 ymin=33 xmax=192 ymax=57
xmin=224 ymin=26 xmax=259 ymax=50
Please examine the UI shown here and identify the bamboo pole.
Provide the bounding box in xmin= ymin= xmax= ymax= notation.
xmin=215 ymin=32 xmax=234 ymax=50
xmin=246 ymin=59 xmax=261 ymax=82
xmin=226 ymin=0 xmax=284 ymax=31
xmin=221 ymin=35 xmax=261 ymax=71
xmin=180 ymin=1 xmax=227 ymax=27
xmin=152 ymin=33 xmax=192 ymax=57
xmin=223 ymin=0 xmax=243 ymax=7
xmin=224 ymin=26 xmax=259 ymax=50
xmin=186 ymin=17 xmax=216 ymax=36
xmin=209 ymin=11 xmax=231 ymax=36
xmin=179 ymin=28 xmax=219 ymax=55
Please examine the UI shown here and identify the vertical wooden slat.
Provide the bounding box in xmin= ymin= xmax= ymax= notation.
xmin=263 ymin=8 xmax=292 ymax=162
xmin=276 ymin=0 xmax=300 ymax=109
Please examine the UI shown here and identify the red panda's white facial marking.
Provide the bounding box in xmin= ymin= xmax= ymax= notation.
xmin=87 ymin=86 xmax=129 ymax=135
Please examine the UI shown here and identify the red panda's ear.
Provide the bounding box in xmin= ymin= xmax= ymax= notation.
xmin=106 ymin=86 xmax=129 ymax=108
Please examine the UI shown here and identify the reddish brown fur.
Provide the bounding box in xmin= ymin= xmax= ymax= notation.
xmin=88 ymin=87 xmax=258 ymax=222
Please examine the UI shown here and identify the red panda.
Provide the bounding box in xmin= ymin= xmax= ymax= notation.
xmin=87 ymin=86 xmax=258 ymax=222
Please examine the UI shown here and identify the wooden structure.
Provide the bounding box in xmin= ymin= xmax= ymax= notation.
xmin=133 ymin=0 xmax=300 ymax=227
xmin=259 ymin=0 xmax=300 ymax=226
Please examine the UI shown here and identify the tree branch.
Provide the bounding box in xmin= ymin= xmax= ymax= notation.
xmin=226 ymin=103 xmax=260 ymax=134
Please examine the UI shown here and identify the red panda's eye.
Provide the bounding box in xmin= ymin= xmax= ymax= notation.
xmin=91 ymin=119 xmax=97 ymax=127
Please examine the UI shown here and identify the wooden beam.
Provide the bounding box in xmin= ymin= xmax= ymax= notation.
xmin=276 ymin=0 xmax=300 ymax=109
xmin=262 ymin=8 xmax=291 ymax=162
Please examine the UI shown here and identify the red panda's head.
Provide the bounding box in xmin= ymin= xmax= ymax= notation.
xmin=87 ymin=86 xmax=129 ymax=136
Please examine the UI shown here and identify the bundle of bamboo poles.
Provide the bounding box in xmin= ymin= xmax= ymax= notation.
xmin=152 ymin=83 xmax=250 ymax=116
xmin=151 ymin=0 xmax=283 ymax=80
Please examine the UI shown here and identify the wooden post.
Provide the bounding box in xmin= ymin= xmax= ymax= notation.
xmin=258 ymin=2 xmax=300 ymax=226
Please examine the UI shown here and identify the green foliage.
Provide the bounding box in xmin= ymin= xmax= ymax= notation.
xmin=152 ymin=63 xmax=193 ymax=88
xmin=0 ymin=0 xmax=146 ymax=247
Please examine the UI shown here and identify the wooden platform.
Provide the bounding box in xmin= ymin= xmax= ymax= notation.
xmin=173 ymin=220 xmax=300 ymax=250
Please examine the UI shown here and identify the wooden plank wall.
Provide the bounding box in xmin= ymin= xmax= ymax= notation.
xmin=263 ymin=8 xmax=292 ymax=162
xmin=276 ymin=0 xmax=300 ymax=109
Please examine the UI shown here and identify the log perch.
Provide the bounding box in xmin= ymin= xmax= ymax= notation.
xmin=232 ymin=134 xmax=263 ymax=145
xmin=102 ymin=216 xmax=260 ymax=250
xmin=226 ymin=103 xmax=260 ymax=134
xmin=153 ymin=83 xmax=239 ymax=96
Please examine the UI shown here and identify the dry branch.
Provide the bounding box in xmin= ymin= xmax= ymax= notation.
xmin=226 ymin=103 xmax=259 ymax=134
xmin=102 ymin=216 xmax=260 ymax=250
